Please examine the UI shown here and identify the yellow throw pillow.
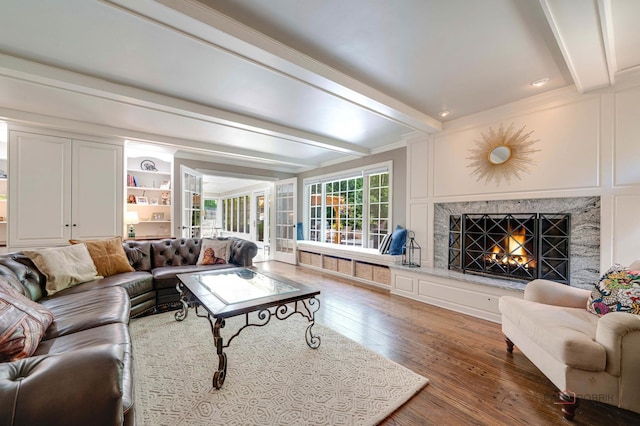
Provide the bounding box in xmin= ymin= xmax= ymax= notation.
xmin=24 ymin=244 xmax=102 ymax=296
xmin=70 ymin=236 xmax=135 ymax=277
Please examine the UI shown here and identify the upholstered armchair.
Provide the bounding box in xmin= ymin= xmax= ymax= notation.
xmin=499 ymin=279 xmax=640 ymax=419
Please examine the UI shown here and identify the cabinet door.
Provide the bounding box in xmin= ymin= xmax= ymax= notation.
xmin=9 ymin=132 xmax=72 ymax=247
xmin=71 ymin=140 xmax=123 ymax=240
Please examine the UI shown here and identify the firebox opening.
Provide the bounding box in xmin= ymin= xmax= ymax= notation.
xmin=448 ymin=213 xmax=570 ymax=284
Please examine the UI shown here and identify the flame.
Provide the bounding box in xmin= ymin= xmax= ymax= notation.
xmin=508 ymin=228 xmax=527 ymax=264
xmin=488 ymin=227 xmax=531 ymax=268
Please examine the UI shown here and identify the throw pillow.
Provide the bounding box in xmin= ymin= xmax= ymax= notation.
xmin=586 ymin=264 xmax=640 ymax=316
xmin=629 ymin=259 xmax=640 ymax=271
xmin=378 ymin=233 xmax=393 ymax=255
xmin=388 ymin=225 xmax=407 ymax=256
xmin=24 ymin=244 xmax=102 ymax=296
xmin=197 ymin=239 xmax=232 ymax=265
xmin=70 ymin=236 xmax=135 ymax=277
xmin=0 ymin=277 xmax=54 ymax=362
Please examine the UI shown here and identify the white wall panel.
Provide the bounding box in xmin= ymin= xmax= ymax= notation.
xmin=614 ymin=87 xmax=640 ymax=187
xmin=613 ymin=195 xmax=640 ymax=265
xmin=433 ymin=97 xmax=600 ymax=197
xmin=409 ymin=203 xmax=429 ymax=263
xmin=408 ymin=140 xmax=429 ymax=200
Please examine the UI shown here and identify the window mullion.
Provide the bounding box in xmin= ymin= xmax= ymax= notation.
xmin=363 ymin=176 xmax=369 ymax=248
xmin=321 ymin=183 xmax=327 ymax=244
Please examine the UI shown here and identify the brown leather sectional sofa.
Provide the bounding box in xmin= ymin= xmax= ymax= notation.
xmin=0 ymin=237 xmax=258 ymax=426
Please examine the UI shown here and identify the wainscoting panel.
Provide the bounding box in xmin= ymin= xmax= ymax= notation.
xmin=613 ymin=194 xmax=640 ymax=266
xmin=391 ymin=267 xmax=524 ymax=323
xmin=614 ymin=86 xmax=640 ymax=187
xmin=408 ymin=140 xmax=429 ymax=200
xmin=409 ymin=203 xmax=429 ymax=264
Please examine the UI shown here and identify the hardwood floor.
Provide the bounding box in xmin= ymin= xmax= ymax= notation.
xmin=255 ymin=261 xmax=640 ymax=426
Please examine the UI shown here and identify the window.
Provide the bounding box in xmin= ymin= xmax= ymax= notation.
xmin=304 ymin=163 xmax=391 ymax=249
xmin=203 ymin=198 xmax=218 ymax=235
xmin=222 ymin=195 xmax=251 ymax=234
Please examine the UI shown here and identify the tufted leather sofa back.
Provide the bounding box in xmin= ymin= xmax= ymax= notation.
xmin=0 ymin=254 xmax=45 ymax=301
xmin=122 ymin=240 xmax=152 ymax=271
xmin=150 ymin=238 xmax=202 ymax=268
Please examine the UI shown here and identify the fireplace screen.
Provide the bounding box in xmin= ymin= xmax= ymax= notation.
xmin=448 ymin=213 xmax=570 ymax=283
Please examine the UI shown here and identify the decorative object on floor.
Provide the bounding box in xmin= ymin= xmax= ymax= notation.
xmin=131 ymin=311 xmax=428 ymax=426
xmin=402 ymin=231 xmax=421 ymax=267
xmin=467 ymin=123 xmax=540 ymax=185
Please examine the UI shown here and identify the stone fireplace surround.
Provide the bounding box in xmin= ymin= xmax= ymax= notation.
xmin=434 ymin=197 xmax=600 ymax=290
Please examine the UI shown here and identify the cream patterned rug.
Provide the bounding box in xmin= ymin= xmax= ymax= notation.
xmin=131 ymin=310 xmax=428 ymax=425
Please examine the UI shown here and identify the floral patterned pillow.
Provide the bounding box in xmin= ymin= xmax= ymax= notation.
xmin=586 ymin=264 xmax=640 ymax=316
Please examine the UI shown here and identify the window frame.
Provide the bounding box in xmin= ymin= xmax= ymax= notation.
xmin=303 ymin=161 xmax=392 ymax=249
xmin=221 ymin=194 xmax=251 ymax=234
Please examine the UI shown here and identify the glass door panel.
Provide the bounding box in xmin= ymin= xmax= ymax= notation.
xmin=180 ymin=165 xmax=202 ymax=238
xmin=273 ymin=178 xmax=296 ymax=264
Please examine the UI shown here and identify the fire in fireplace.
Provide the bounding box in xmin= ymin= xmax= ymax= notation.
xmin=448 ymin=213 xmax=570 ymax=283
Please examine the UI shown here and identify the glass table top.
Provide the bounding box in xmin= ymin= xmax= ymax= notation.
xmin=192 ymin=268 xmax=300 ymax=305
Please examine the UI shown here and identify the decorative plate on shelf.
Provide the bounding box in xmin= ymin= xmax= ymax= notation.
xmin=140 ymin=160 xmax=157 ymax=171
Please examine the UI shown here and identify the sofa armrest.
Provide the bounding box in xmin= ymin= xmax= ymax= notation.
xmin=523 ymin=279 xmax=591 ymax=308
xmin=0 ymin=344 xmax=125 ymax=426
xmin=595 ymin=312 xmax=640 ymax=376
xmin=229 ymin=238 xmax=258 ymax=267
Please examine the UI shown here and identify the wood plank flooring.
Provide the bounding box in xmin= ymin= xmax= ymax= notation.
xmin=255 ymin=261 xmax=640 ymax=426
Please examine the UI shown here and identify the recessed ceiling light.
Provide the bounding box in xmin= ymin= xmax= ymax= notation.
xmin=439 ymin=110 xmax=450 ymax=118
xmin=531 ymin=78 xmax=549 ymax=87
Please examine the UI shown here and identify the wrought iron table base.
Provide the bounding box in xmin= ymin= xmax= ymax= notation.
xmin=175 ymin=282 xmax=320 ymax=389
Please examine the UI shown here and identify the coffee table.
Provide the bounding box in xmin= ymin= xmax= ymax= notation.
xmin=175 ymin=267 xmax=321 ymax=389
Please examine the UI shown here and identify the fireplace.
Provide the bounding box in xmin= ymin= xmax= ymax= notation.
xmin=448 ymin=213 xmax=570 ymax=283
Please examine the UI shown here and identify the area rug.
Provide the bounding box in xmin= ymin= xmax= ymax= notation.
xmin=130 ymin=310 xmax=428 ymax=425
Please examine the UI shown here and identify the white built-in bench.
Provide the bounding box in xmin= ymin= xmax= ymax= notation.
xmin=296 ymin=241 xmax=401 ymax=289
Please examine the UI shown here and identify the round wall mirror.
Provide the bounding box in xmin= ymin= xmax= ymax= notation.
xmin=489 ymin=146 xmax=512 ymax=165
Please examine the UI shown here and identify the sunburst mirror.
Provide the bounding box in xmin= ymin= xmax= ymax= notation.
xmin=467 ymin=123 xmax=539 ymax=185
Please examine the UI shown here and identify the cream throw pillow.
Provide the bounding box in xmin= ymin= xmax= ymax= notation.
xmin=24 ymin=244 xmax=102 ymax=296
xmin=197 ymin=239 xmax=232 ymax=265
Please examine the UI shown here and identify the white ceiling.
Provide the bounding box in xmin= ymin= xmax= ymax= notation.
xmin=202 ymin=174 xmax=269 ymax=196
xmin=0 ymin=0 xmax=638 ymax=173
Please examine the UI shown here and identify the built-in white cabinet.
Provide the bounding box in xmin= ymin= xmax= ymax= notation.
xmin=9 ymin=130 xmax=123 ymax=248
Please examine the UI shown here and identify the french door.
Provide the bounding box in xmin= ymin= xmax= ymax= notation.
xmin=180 ymin=165 xmax=203 ymax=238
xmin=273 ymin=178 xmax=297 ymax=264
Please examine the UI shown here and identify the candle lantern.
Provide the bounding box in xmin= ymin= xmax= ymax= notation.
xmin=402 ymin=231 xmax=421 ymax=267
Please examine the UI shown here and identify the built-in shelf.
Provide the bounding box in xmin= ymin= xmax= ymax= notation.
xmin=127 ymin=186 xmax=172 ymax=191
xmin=126 ymin=154 xmax=173 ymax=239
